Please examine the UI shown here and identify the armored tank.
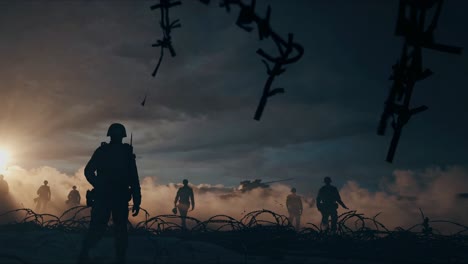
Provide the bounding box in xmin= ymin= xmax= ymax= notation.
xmin=238 ymin=178 xmax=294 ymax=192
xmin=218 ymin=178 xmax=294 ymax=200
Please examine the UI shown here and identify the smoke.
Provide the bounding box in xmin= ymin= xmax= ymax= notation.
xmin=340 ymin=166 xmax=468 ymax=230
xmin=1 ymin=166 xmax=89 ymax=218
xmin=1 ymin=165 xmax=468 ymax=233
xmin=138 ymin=178 xmax=312 ymax=222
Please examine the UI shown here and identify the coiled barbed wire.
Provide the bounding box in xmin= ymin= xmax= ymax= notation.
xmin=1 ymin=208 xmax=467 ymax=261
xmin=1 ymin=207 xmax=467 ymax=240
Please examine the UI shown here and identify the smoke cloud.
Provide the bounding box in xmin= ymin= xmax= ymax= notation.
xmin=1 ymin=165 xmax=467 ymax=233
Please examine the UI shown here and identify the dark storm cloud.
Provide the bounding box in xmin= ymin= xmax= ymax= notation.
xmin=137 ymin=102 xmax=371 ymax=152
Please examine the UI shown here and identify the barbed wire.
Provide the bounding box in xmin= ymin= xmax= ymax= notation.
xmin=144 ymin=0 xmax=304 ymax=121
xmin=143 ymin=0 xmax=182 ymax=106
xmin=199 ymin=0 xmax=304 ymax=121
xmin=2 ymin=207 xmax=467 ymax=236
xmin=0 ymin=207 xmax=467 ymax=261
xmin=377 ymin=0 xmax=462 ymax=162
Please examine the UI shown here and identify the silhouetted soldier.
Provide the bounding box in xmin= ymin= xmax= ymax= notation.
xmin=316 ymin=177 xmax=348 ymax=232
xmin=174 ymin=179 xmax=194 ymax=230
xmin=66 ymin=186 xmax=81 ymax=207
xmin=0 ymin=174 xmax=8 ymax=197
xmin=34 ymin=180 xmax=51 ymax=212
xmin=79 ymin=123 xmax=141 ymax=264
xmin=286 ymin=187 xmax=302 ymax=229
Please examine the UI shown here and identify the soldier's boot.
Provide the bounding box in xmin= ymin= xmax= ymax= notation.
xmin=181 ymin=217 xmax=187 ymax=230
xmin=330 ymin=213 xmax=338 ymax=233
xmin=115 ymin=234 xmax=128 ymax=264
xmin=78 ymin=232 xmax=99 ymax=264
xmin=77 ymin=247 xmax=90 ymax=264
xmin=115 ymin=247 xmax=126 ymax=264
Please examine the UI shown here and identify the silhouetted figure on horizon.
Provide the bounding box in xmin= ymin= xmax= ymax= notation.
xmin=79 ymin=123 xmax=141 ymax=264
xmin=174 ymin=179 xmax=194 ymax=230
xmin=0 ymin=174 xmax=8 ymax=197
xmin=316 ymin=177 xmax=348 ymax=232
xmin=286 ymin=187 xmax=303 ymax=230
xmin=66 ymin=186 xmax=81 ymax=207
xmin=34 ymin=180 xmax=51 ymax=212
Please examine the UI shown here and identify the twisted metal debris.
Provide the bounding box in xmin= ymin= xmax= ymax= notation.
xmin=377 ymin=0 xmax=462 ymax=163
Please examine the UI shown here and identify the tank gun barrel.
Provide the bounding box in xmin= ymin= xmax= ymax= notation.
xmin=262 ymin=178 xmax=294 ymax=185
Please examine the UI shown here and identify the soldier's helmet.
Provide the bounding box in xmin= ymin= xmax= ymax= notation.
xmin=324 ymin=177 xmax=332 ymax=184
xmin=291 ymin=187 xmax=297 ymax=193
xmin=44 ymin=180 xmax=48 ymax=185
xmin=183 ymin=179 xmax=188 ymax=185
xmin=72 ymin=186 xmax=77 ymax=189
xmin=107 ymin=123 xmax=127 ymax=138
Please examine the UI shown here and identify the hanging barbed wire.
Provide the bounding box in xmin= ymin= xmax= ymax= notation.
xmin=377 ymin=0 xmax=462 ymax=163
xmin=199 ymin=0 xmax=304 ymax=121
xmin=144 ymin=0 xmax=303 ymax=120
xmin=143 ymin=0 xmax=182 ymax=106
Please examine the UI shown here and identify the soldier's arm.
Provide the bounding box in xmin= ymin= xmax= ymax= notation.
xmin=335 ymin=188 xmax=348 ymax=209
xmin=190 ymin=189 xmax=195 ymax=210
xmin=316 ymin=189 xmax=322 ymax=208
xmin=78 ymin=192 xmax=81 ymax=203
xmin=299 ymin=197 xmax=303 ymax=211
xmin=84 ymin=149 xmax=100 ymax=187
xmin=286 ymin=196 xmax=291 ymax=210
xmin=174 ymin=189 xmax=180 ymax=207
xmin=126 ymin=146 xmax=141 ymax=217
xmin=129 ymin=149 xmax=141 ymax=207
xmin=48 ymin=187 xmax=51 ymax=200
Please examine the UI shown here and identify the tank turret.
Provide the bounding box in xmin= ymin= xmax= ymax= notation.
xmin=238 ymin=178 xmax=293 ymax=192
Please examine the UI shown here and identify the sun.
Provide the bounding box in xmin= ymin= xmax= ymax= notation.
xmin=0 ymin=149 xmax=10 ymax=172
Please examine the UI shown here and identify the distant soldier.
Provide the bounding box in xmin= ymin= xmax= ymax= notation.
xmin=316 ymin=177 xmax=348 ymax=232
xmin=286 ymin=187 xmax=303 ymax=229
xmin=174 ymin=179 xmax=195 ymax=230
xmin=78 ymin=123 xmax=141 ymax=264
xmin=0 ymin=174 xmax=8 ymax=197
xmin=66 ymin=186 xmax=81 ymax=207
xmin=34 ymin=180 xmax=51 ymax=212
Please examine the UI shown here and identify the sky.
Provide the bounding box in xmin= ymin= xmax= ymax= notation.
xmin=0 ymin=0 xmax=467 ymax=226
